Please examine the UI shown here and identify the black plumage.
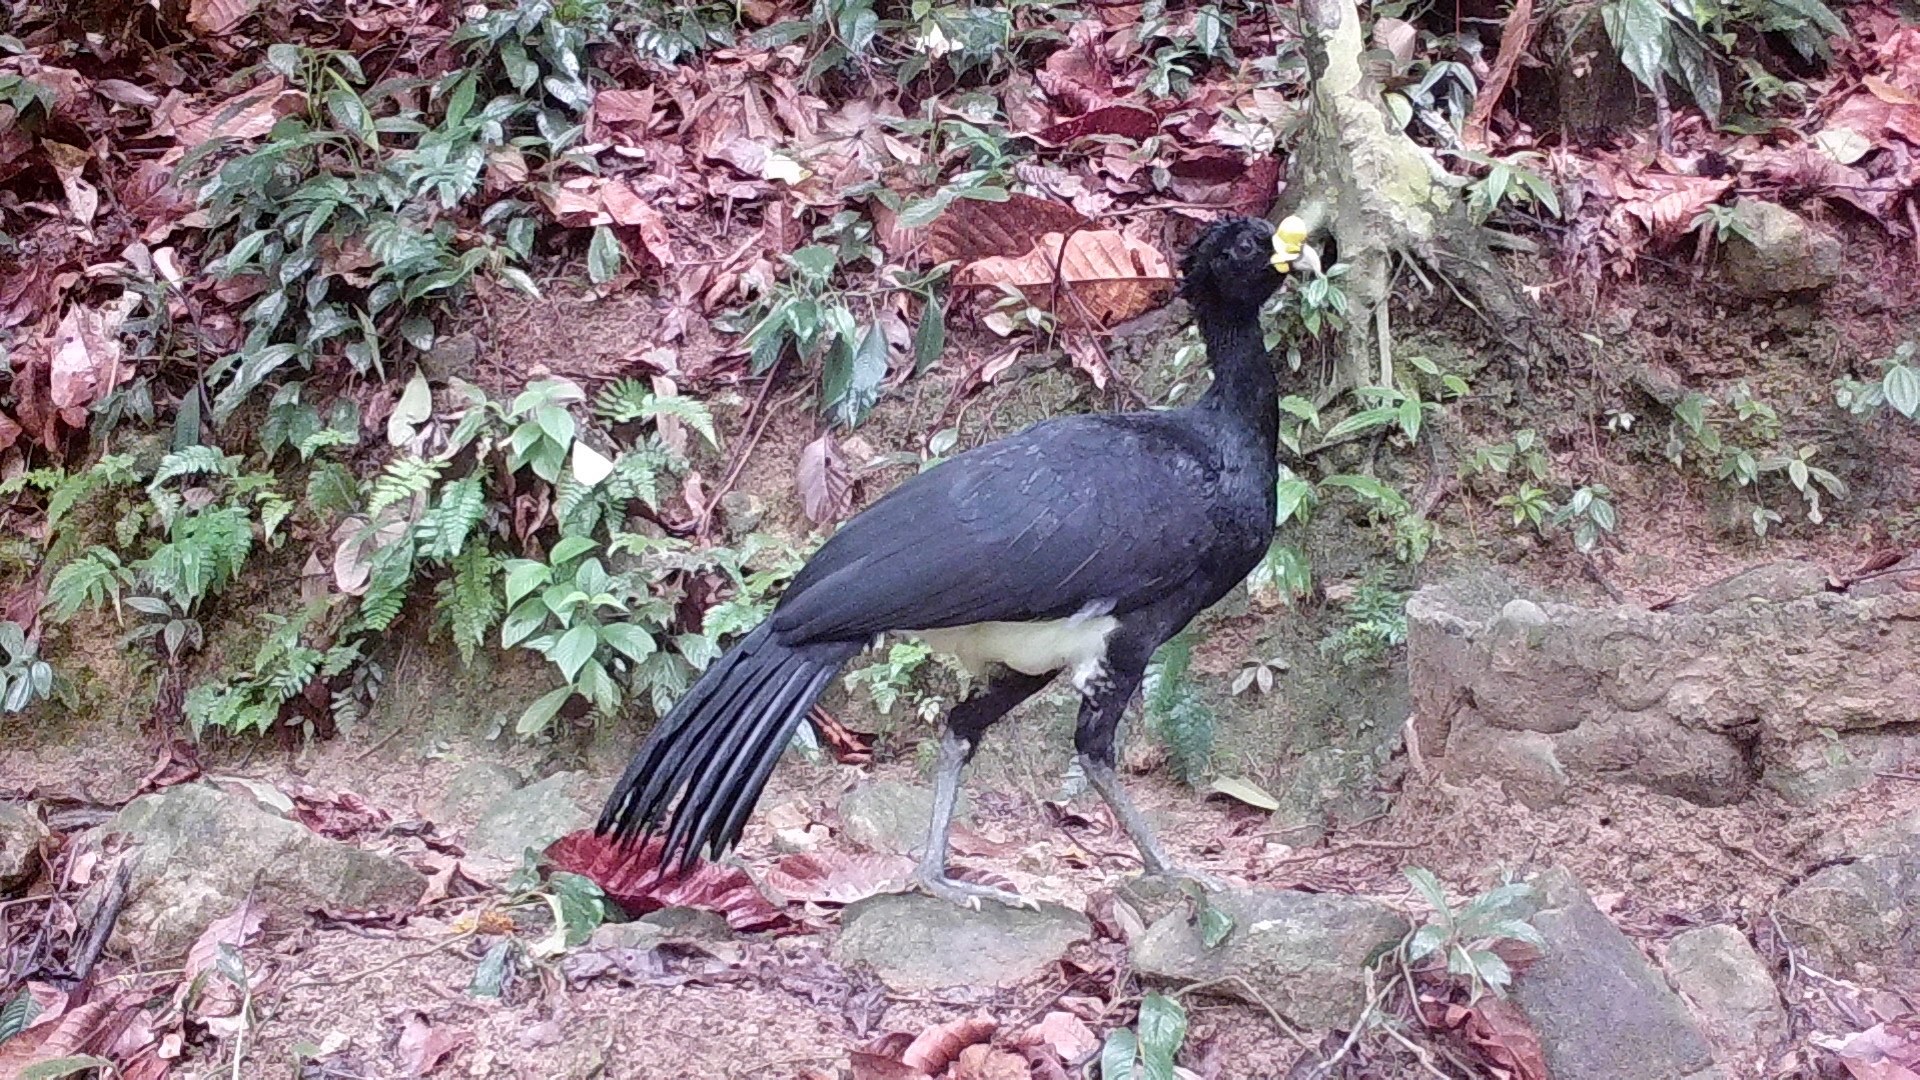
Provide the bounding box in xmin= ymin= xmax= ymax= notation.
xmin=599 ymin=216 xmax=1296 ymax=903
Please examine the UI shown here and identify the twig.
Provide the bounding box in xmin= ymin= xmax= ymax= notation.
xmin=1172 ymin=975 xmax=1315 ymax=1050
xmin=1877 ymin=771 xmax=1920 ymax=783
xmin=353 ymin=725 xmax=403 ymax=761
xmin=70 ymin=860 xmax=135 ymax=985
xmin=278 ymin=931 xmax=476 ymax=992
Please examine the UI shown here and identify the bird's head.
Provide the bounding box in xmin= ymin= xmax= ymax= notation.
xmin=1177 ymin=215 xmax=1322 ymax=314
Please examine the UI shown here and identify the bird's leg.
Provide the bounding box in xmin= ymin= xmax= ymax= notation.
xmin=1075 ymin=663 xmax=1226 ymax=892
xmin=910 ymin=670 xmax=1053 ymax=911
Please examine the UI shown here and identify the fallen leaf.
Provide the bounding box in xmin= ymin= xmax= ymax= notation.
xmin=1462 ymin=0 xmax=1533 ymax=150
xmin=1036 ymin=22 xmax=1120 ymax=113
xmin=544 ymin=830 xmax=792 ymax=932
xmin=1031 ymin=104 xmax=1159 ymax=147
xmin=1020 ymin=1012 xmax=1100 ymax=1061
xmin=168 ymin=79 xmax=305 ymax=148
xmin=903 ymin=1014 xmax=998 ymax=1074
xmin=796 ymin=432 xmax=852 ymax=524
xmin=763 ymin=851 xmax=915 ymax=904
xmin=187 ymin=0 xmax=260 ymax=35
xmin=1206 ymin=776 xmax=1279 ymax=812
xmin=48 ymin=296 xmax=137 ymax=413
xmin=397 ymin=1012 xmax=467 ymax=1077
xmin=1823 ymin=1020 xmax=1920 ymax=1080
xmin=177 ymin=900 xmax=264 ymax=1020
xmin=1060 ymin=333 xmax=1111 ymax=390
xmin=850 ymin=1051 xmax=924 ymax=1080
xmin=1458 ymin=996 xmax=1548 ymax=1080
xmin=41 ymin=141 xmax=98 ymax=226
xmin=923 ymin=193 xmax=1094 ymax=266
xmin=956 ymin=230 xmax=1174 ymax=328
xmin=953 ymin=1044 xmax=1034 ymax=1080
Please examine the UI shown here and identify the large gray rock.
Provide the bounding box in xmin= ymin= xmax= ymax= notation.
xmin=1131 ymin=888 xmax=1405 ymax=1030
xmin=1514 ymin=868 xmax=1715 ymax=1080
xmin=834 ymin=893 xmax=1089 ymax=991
xmin=0 ymin=801 xmax=49 ymax=892
xmin=837 ymin=781 xmax=964 ymax=857
xmin=468 ymin=771 xmax=599 ymax=863
xmin=105 ymin=783 xmax=424 ymax=956
xmin=433 ymin=761 xmax=523 ymax=836
xmin=1719 ymin=200 xmax=1843 ymax=297
xmin=1775 ymin=844 xmax=1918 ymax=992
xmin=1408 ymin=570 xmax=1920 ymax=807
xmin=1663 ymin=924 xmax=1786 ymax=1057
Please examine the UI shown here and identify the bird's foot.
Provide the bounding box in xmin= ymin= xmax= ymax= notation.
xmin=912 ymin=867 xmax=1038 ymax=911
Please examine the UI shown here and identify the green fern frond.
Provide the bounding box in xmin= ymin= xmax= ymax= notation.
xmin=594 ymin=378 xmax=654 ymax=423
xmin=354 ymin=539 xmax=417 ymax=634
xmin=606 ymin=445 xmax=670 ymax=511
xmin=1143 ymin=633 xmax=1216 ymax=786
xmin=44 ymin=547 xmax=133 ymax=623
xmin=436 ymin=542 xmax=502 ymax=664
xmin=415 ymin=473 xmax=487 ymax=562
xmin=136 ymin=507 xmax=253 ymax=611
xmin=150 ymin=445 xmax=242 ymax=489
xmin=642 ymin=393 xmax=718 ymax=447
xmin=366 ymin=456 xmax=444 ymax=516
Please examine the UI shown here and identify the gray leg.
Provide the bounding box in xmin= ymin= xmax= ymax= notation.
xmin=1080 ymin=754 xmax=1174 ymax=873
xmin=909 ymin=671 xmax=1053 ymax=910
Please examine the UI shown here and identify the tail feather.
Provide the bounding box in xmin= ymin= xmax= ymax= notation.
xmin=597 ymin=621 xmax=853 ymax=867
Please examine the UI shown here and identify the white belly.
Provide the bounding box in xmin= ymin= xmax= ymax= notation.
xmin=914 ymin=611 xmax=1119 ymax=693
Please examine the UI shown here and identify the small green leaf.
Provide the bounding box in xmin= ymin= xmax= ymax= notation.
xmin=1100 ymin=1028 xmax=1138 ymax=1080
xmin=1198 ymin=904 xmax=1233 ymax=948
xmin=20 ymin=1058 xmax=118 ymax=1080
xmin=1136 ymin=992 xmax=1188 ymax=1080
xmin=548 ymin=536 xmax=597 ymax=564
xmin=587 ymin=225 xmax=623 ymax=284
xmin=515 ymin=685 xmax=573 ymax=735
xmin=549 ymin=624 xmax=598 ymax=682
xmin=468 ymin=940 xmax=512 ymax=997
xmin=1884 ymin=363 xmax=1920 ymax=418
xmin=387 ymin=369 xmax=433 ymax=446
xmin=913 ymin=292 xmax=946 ymax=375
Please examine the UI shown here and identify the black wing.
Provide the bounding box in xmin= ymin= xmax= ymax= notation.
xmin=768 ymin=413 xmax=1225 ymax=643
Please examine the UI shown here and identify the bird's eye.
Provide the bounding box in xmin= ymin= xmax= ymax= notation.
xmin=1232 ymin=235 xmax=1258 ymax=259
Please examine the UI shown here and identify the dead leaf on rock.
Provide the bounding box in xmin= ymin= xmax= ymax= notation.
xmin=796 ymin=432 xmax=852 ymax=524
xmin=957 ymin=230 xmax=1174 ymax=328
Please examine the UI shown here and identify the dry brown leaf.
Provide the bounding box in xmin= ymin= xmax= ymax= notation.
xmin=41 ymin=140 xmax=98 ymax=226
xmin=952 ymin=1044 xmax=1033 ymax=1080
xmin=1019 ymin=1012 xmax=1099 ymax=1061
xmin=1824 ymin=1021 xmax=1920 ymax=1080
xmin=169 ymin=79 xmax=305 ymax=148
xmin=1036 ymin=21 xmax=1120 ymax=113
xmin=795 ymin=432 xmax=852 ymax=524
xmin=921 ymin=193 xmax=1094 ymax=266
xmin=397 ymin=1011 xmax=468 ymax=1077
xmin=956 ymin=230 xmax=1173 ymax=328
xmin=595 ymin=88 xmax=658 ymax=126
xmin=1614 ymin=174 xmax=1732 ymax=245
xmin=1462 ymin=0 xmax=1533 ymax=150
xmin=187 ymin=0 xmax=260 ymax=35
xmin=850 ymin=1051 xmax=924 ymax=1080
xmin=48 ymin=295 xmax=136 ymax=412
xmin=902 ymin=1014 xmax=998 ymax=1074
xmin=1060 ymin=333 xmax=1112 ymax=390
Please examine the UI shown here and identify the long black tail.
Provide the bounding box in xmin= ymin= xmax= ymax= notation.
xmin=597 ymin=621 xmax=855 ymax=868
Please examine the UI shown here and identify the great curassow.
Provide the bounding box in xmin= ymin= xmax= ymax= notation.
xmin=599 ymin=215 xmax=1316 ymax=906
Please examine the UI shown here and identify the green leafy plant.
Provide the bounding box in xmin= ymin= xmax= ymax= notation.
xmin=1398 ymin=867 xmax=1545 ymax=1000
xmin=1601 ymin=0 xmax=1843 ymax=124
xmin=1496 ymin=482 xmax=1553 ymax=531
xmin=844 ymin=639 xmax=944 ymax=722
xmin=1100 ymin=991 xmax=1189 ymax=1080
xmin=0 ymin=622 xmax=54 ymax=715
xmin=1835 ymin=340 xmax=1920 ymax=425
xmin=1450 ymin=148 xmax=1561 ymax=224
xmin=1550 ymin=484 xmax=1619 ymax=554
xmin=1320 ymin=578 xmax=1408 ymax=665
xmin=184 ymin=604 xmax=361 ymax=736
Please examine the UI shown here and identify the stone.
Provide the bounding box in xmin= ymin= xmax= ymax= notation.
xmin=417 ymin=330 xmax=479 ymax=380
xmin=1407 ymin=573 xmax=1920 ymax=807
xmin=1719 ymin=200 xmax=1843 ymax=297
xmin=468 ymin=771 xmax=600 ymax=863
xmin=433 ymin=761 xmax=523 ymax=835
xmin=1513 ymin=868 xmax=1715 ymax=1080
xmin=837 ymin=780 xmax=965 ymax=857
xmin=1663 ymin=925 xmax=1786 ymax=1056
xmin=103 ymin=782 xmax=424 ymax=956
xmin=1131 ymin=888 xmax=1406 ymax=1030
xmin=1774 ymin=850 xmax=1919 ymax=992
xmin=833 ymin=893 xmax=1090 ymax=991
xmin=0 ymin=801 xmax=49 ymax=892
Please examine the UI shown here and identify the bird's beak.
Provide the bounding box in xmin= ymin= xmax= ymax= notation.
xmin=1270 ymin=214 xmax=1313 ymax=274
xmin=1292 ymin=242 xmax=1323 ymax=277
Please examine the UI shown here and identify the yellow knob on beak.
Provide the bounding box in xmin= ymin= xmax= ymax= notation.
xmin=1271 ymin=214 xmax=1311 ymax=273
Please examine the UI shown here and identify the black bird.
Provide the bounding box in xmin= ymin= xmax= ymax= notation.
xmin=599 ymin=215 xmax=1313 ymax=906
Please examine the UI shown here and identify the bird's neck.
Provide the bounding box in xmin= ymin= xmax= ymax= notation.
xmin=1194 ymin=304 xmax=1278 ymax=445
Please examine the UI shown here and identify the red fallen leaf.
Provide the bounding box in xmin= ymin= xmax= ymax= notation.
xmin=289 ymin=785 xmax=391 ymax=840
xmin=397 ymin=1011 xmax=468 ymax=1077
xmin=1427 ymin=996 xmax=1548 ymax=1080
xmin=0 ymin=991 xmax=146 ymax=1073
xmin=1031 ymin=104 xmax=1158 ymax=146
xmin=903 ymin=1014 xmax=998 ymax=1074
xmin=0 ymin=411 xmax=21 ymax=452
xmin=164 ymin=78 xmax=305 ymax=149
xmin=763 ymin=851 xmax=914 ymax=905
xmin=1036 ymin=22 xmax=1121 ymax=114
xmin=544 ymin=830 xmax=793 ymax=932
xmin=595 ymin=87 xmax=658 ymax=127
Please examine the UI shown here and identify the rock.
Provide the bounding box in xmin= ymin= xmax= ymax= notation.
xmin=417 ymin=330 xmax=479 ymax=380
xmin=833 ymin=893 xmax=1089 ymax=991
xmin=719 ymin=491 xmax=765 ymax=534
xmin=433 ymin=761 xmax=522 ymax=835
xmin=468 ymin=771 xmax=600 ymax=863
xmin=1408 ymin=573 xmax=1920 ymax=807
xmin=1514 ymin=0 xmax=1651 ymax=135
xmin=104 ymin=782 xmax=424 ymax=956
xmin=1663 ymin=925 xmax=1786 ymax=1057
xmin=0 ymin=801 xmax=49 ymax=892
xmin=1513 ymin=868 xmax=1715 ymax=1080
xmin=1267 ymin=746 xmax=1393 ymax=846
xmin=1719 ymin=200 xmax=1843 ymax=297
xmin=1131 ymin=888 xmax=1405 ymax=1030
xmin=1774 ymin=848 xmax=1919 ymax=991
xmin=837 ymin=781 xmax=964 ymax=857
xmin=1669 ymin=561 xmax=1830 ymax=614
